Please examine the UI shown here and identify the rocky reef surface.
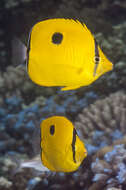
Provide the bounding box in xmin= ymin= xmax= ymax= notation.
xmin=0 ymin=0 xmax=126 ymax=189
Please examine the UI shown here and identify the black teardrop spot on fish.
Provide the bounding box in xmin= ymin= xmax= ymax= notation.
xmin=50 ymin=125 xmax=55 ymax=135
xmin=52 ymin=32 xmax=63 ymax=44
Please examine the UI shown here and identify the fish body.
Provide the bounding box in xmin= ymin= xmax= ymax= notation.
xmin=40 ymin=116 xmax=87 ymax=172
xmin=27 ymin=18 xmax=113 ymax=91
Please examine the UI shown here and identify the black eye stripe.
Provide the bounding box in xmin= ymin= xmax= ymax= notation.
xmin=93 ymin=39 xmax=100 ymax=77
xmin=94 ymin=39 xmax=99 ymax=58
xmin=50 ymin=125 xmax=55 ymax=135
xmin=52 ymin=32 xmax=63 ymax=44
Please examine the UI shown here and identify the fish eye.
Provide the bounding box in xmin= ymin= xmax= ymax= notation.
xmin=50 ymin=125 xmax=55 ymax=135
xmin=52 ymin=32 xmax=63 ymax=44
xmin=94 ymin=56 xmax=100 ymax=63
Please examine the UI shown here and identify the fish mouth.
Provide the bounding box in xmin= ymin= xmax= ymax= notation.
xmin=97 ymin=60 xmax=113 ymax=77
xmin=108 ymin=61 xmax=113 ymax=71
xmin=104 ymin=61 xmax=113 ymax=73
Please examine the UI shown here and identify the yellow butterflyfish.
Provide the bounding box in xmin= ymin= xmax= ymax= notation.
xmin=40 ymin=116 xmax=87 ymax=172
xmin=27 ymin=18 xmax=113 ymax=91
xmin=16 ymin=116 xmax=87 ymax=173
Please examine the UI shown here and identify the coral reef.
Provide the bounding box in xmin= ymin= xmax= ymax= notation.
xmin=0 ymin=92 xmax=98 ymax=155
xmin=1 ymin=139 xmax=126 ymax=190
xmin=0 ymin=66 xmax=56 ymax=103
xmin=90 ymin=144 xmax=126 ymax=190
xmin=0 ymin=65 xmax=98 ymax=156
xmin=0 ymin=82 xmax=126 ymax=189
xmin=75 ymin=91 xmax=126 ymax=153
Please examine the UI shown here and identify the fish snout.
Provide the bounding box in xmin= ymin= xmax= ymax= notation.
xmin=98 ymin=59 xmax=113 ymax=76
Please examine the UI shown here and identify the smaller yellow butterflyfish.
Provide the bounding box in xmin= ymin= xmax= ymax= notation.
xmin=26 ymin=18 xmax=113 ymax=91
xmin=40 ymin=116 xmax=87 ymax=172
